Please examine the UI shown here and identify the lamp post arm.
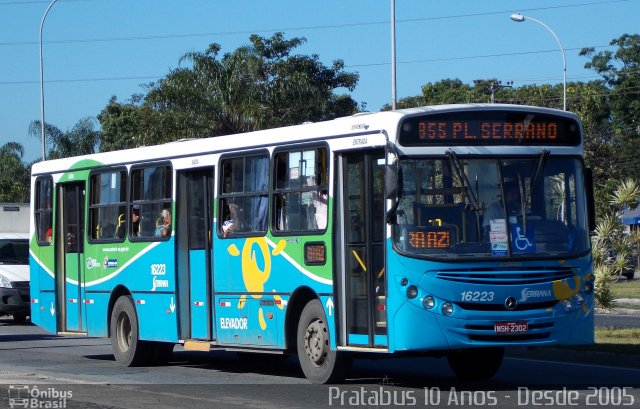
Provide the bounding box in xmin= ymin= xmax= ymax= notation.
xmin=39 ymin=0 xmax=59 ymax=161
xmin=526 ymin=16 xmax=567 ymax=110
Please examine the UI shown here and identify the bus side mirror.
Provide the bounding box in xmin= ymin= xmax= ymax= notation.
xmin=585 ymin=168 xmax=596 ymax=232
xmin=385 ymin=164 xmax=402 ymax=224
xmin=385 ymin=163 xmax=398 ymax=200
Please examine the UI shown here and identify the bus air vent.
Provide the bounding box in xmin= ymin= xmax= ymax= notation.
xmin=436 ymin=267 xmax=574 ymax=285
xmin=456 ymin=301 xmax=558 ymax=311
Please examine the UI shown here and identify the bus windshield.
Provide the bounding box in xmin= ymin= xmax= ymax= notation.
xmin=392 ymin=156 xmax=590 ymax=259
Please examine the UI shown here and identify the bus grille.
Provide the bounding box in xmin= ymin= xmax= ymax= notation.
xmin=456 ymin=300 xmax=558 ymax=311
xmin=436 ymin=267 xmax=574 ymax=285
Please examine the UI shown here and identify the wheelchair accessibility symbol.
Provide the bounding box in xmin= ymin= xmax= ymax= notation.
xmin=512 ymin=224 xmax=536 ymax=252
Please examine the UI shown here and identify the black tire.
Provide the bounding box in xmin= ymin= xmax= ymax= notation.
xmin=297 ymin=299 xmax=351 ymax=384
xmin=110 ymin=295 xmax=152 ymax=366
xmin=623 ymin=271 xmax=635 ymax=280
xmin=149 ymin=342 xmax=174 ymax=365
xmin=12 ymin=313 xmax=27 ymax=324
xmin=447 ymin=347 xmax=504 ymax=381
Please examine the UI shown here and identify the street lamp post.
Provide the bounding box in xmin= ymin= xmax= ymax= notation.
xmin=39 ymin=0 xmax=59 ymax=161
xmin=510 ymin=13 xmax=566 ymax=111
xmin=391 ymin=0 xmax=397 ymax=110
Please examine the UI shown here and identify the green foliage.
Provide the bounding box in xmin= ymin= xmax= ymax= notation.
xmin=0 ymin=142 xmax=30 ymax=203
xmin=28 ymin=118 xmax=100 ymax=160
xmin=591 ymin=178 xmax=639 ymax=309
xmin=98 ymin=32 xmax=360 ymax=149
xmin=594 ymin=264 xmax=616 ymax=310
xmin=98 ymin=96 xmax=153 ymax=152
xmin=581 ymin=34 xmax=640 ymax=182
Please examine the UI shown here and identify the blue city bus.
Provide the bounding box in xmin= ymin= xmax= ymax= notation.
xmin=29 ymin=104 xmax=595 ymax=383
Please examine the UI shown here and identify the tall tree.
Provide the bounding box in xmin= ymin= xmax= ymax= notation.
xmin=98 ymin=33 xmax=361 ymax=150
xmin=98 ymin=96 xmax=162 ymax=152
xmin=581 ymin=34 xmax=640 ymax=180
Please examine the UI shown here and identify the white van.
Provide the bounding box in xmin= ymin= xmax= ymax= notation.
xmin=0 ymin=204 xmax=30 ymax=323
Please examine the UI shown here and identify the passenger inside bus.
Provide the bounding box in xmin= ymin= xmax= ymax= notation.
xmin=131 ymin=205 xmax=140 ymax=237
xmin=222 ymin=202 xmax=242 ymax=237
xmin=155 ymin=208 xmax=171 ymax=238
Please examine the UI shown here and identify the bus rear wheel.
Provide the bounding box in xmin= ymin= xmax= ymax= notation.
xmin=110 ymin=296 xmax=151 ymax=366
xmin=447 ymin=347 xmax=504 ymax=381
xmin=297 ymin=299 xmax=351 ymax=384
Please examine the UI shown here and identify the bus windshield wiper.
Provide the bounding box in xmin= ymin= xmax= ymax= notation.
xmin=447 ymin=150 xmax=479 ymax=209
xmin=526 ymin=149 xmax=550 ymax=207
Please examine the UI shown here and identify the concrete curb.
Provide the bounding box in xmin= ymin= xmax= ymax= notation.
xmin=596 ymin=307 xmax=640 ymax=315
xmin=596 ymin=298 xmax=640 ymax=315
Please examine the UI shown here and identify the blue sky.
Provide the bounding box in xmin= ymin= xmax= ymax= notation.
xmin=1 ymin=0 xmax=638 ymax=163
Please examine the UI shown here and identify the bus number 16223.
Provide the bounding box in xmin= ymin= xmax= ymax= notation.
xmin=460 ymin=291 xmax=495 ymax=302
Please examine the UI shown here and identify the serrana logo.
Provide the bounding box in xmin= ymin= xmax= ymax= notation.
xmin=519 ymin=288 xmax=552 ymax=302
xmin=151 ymin=275 xmax=169 ymax=291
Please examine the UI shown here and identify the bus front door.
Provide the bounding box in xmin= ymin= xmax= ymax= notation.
xmin=340 ymin=150 xmax=388 ymax=348
xmin=55 ymin=182 xmax=86 ymax=333
xmin=176 ymin=168 xmax=214 ymax=341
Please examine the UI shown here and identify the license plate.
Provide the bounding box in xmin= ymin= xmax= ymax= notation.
xmin=494 ymin=321 xmax=528 ymax=334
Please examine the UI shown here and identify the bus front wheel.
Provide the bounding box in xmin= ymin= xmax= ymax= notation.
xmin=447 ymin=347 xmax=504 ymax=381
xmin=110 ymin=296 xmax=151 ymax=366
xmin=297 ymin=299 xmax=351 ymax=384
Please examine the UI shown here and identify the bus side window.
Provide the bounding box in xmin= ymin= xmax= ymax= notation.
xmin=272 ymin=147 xmax=328 ymax=233
xmin=130 ymin=165 xmax=172 ymax=241
xmin=218 ymin=153 xmax=269 ymax=238
xmin=88 ymin=170 xmax=126 ymax=242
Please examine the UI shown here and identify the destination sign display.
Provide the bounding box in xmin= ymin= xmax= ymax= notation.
xmin=399 ymin=110 xmax=581 ymax=146
xmin=406 ymin=227 xmax=452 ymax=250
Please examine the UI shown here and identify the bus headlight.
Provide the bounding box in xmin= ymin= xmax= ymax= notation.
xmin=574 ymin=292 xmax=585 ymax=306
xmin=562 ymin=299 xmax=573 ymax=311
xmin=0 ymin=274 xmax=12 ymax=289
xmin=406 ymin=285 xmax=418 ymax=299
xmin=583 ymin=281 xmax=593 ymax=294
xmin=422 ymin=296 xmax=435 ymax=309
xmin=441 ymin=302 xmax=454 ymax=316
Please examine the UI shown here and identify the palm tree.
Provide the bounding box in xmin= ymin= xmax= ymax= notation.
xmin=28 ymin=118 xmax=100 ymax=159
xmin=592 ymin=178 xmax=640 ymax=309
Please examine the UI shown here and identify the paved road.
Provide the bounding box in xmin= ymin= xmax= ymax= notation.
xmin=1 ymin=317 xmax=639 ymax=409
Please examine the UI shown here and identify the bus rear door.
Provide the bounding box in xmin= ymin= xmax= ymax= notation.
xmin=55 ymin=182 xmax=87 ymax=333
